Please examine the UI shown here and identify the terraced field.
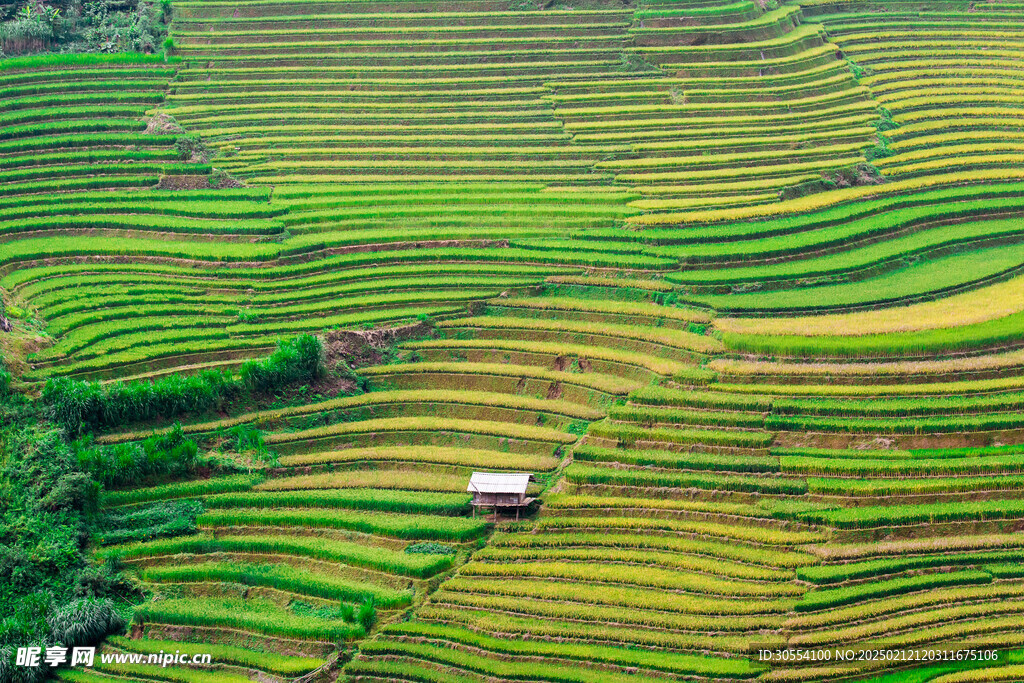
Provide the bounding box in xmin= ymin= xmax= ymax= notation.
xmin=2 ymin=0 xmax=1024 ymax=682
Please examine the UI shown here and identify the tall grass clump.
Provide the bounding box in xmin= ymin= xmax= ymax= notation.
xmin=357 ymin=598 xmax=376 ymax=630
xmin=42 ymin=334 xmax=325 ymax=434
xmin=239 ymin=333 xmax=325 ymax=392
xmin=73 ymin=424 xmax=198 ymax=488
xmin=42 ymin=369 xmax=237 ymax=436
xmin=0 ymin=597 xmax=126 ymax=683
xmin=46 ymin=597 xmax=126 ymax=649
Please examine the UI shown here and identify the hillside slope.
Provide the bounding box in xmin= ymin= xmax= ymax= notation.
xmin=2 ymin=1 xmax=1024 ymax=682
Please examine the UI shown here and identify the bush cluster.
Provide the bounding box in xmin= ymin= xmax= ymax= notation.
xmin=405 ymin=542 xmax=457 ymax=555
xmin=0 ymin=0 xmax=168 ymax=57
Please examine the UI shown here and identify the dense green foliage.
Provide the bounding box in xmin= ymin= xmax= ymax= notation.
xmin=93 ymin=499 xmax=202 ymax=546
xmin=5 ymin=4 xmax=1024 ymax=683
xmin=42 ymin=369 xmax=238 ymax=436
xmin=237 ymin=332 xmax=325 ymax=393
xmin=73 ymin=425 xmax=198 ymax=488
xmin=41 ymin=334 xmax=326 ymax=434
xmin=0 ymin=4 xmax=169 ymax=56
xmin=0 ymin=355 xmax=10 ymax=396
xmin=0 ymin=393 xmax=131 ymax=682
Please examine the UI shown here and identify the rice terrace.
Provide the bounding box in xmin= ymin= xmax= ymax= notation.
xmin=3 ymin=0 xmax=1024 ymax=681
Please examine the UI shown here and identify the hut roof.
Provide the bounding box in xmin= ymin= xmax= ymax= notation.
xmin=467 ymin=472 xmax=533 ymax=495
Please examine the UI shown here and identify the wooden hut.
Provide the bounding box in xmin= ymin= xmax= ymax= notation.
xmin=467 ymin=472 xmax=535 ymax=520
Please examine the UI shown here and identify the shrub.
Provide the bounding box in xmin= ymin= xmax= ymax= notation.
xmin=229 ymin=424 xmax=274 ymax=464
xmin=0 ymin=597 xmax=125 ymax=683
xmin=174 ymin=133 xmax=210 ymax=163
xmin=406 ymin=543 xmax=456 ymax=555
